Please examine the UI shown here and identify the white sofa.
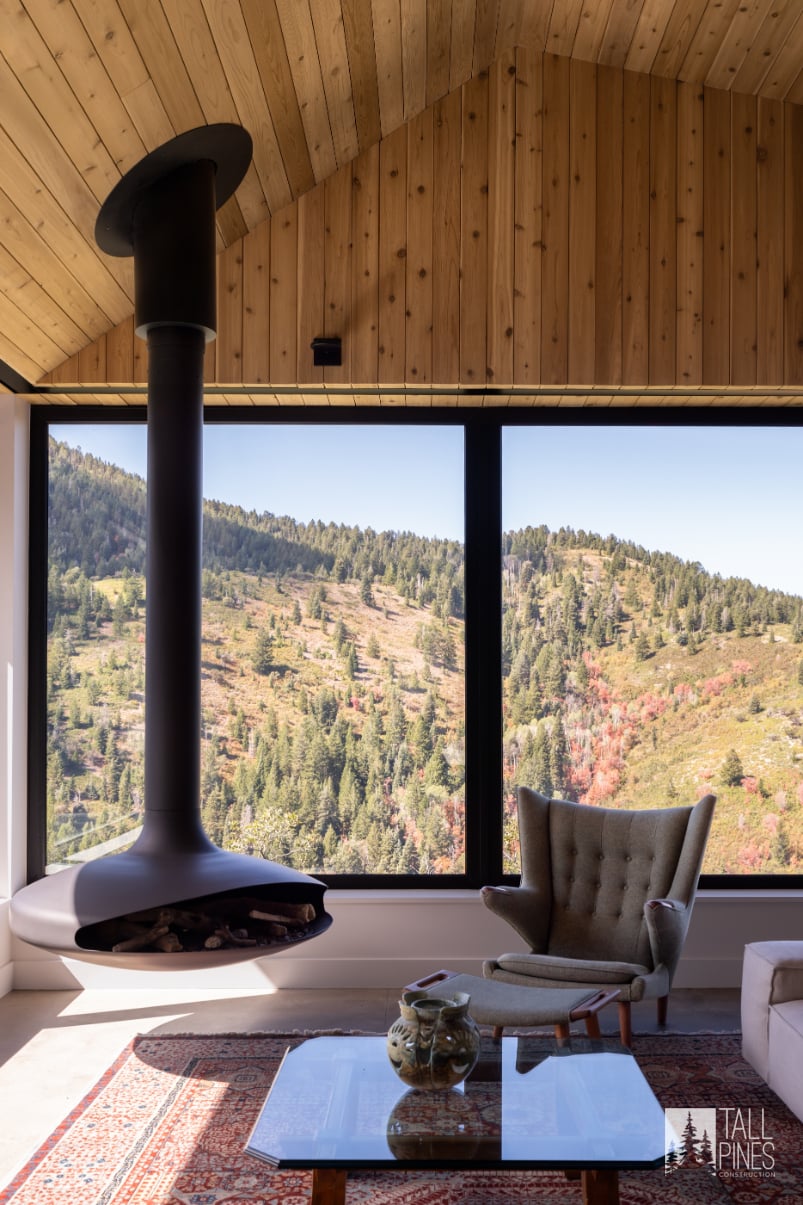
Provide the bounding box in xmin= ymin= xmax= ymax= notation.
xmin=741 ymin=941 xmax=803 ymax=1121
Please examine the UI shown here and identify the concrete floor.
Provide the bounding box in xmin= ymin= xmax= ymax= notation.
xmin=0 ymin=984 xmax=741 ymax=1192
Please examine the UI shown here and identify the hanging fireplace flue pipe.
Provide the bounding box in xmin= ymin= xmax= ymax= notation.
xmin=10 ymin=126 xmax=332 ymax=967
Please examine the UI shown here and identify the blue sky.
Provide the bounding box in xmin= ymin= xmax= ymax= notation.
xmin=53 ymin=421 xmax=803 ymax=597
xmin=53 ymin=423 xmax=465 ymax=542
xmin=503 ymin=426 xmax=803 ymax=598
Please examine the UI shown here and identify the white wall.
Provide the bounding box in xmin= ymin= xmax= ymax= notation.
xmin=2 ymin=398 xmax=802 ymax=998
xmin=0 ymin=396 xmax=29 ymax=998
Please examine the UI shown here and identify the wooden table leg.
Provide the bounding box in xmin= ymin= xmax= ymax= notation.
xmin=311 ymin=1168 xmax=347 ymax=1205
xmin=581 ymin=1168 xmax=619 ymax=1204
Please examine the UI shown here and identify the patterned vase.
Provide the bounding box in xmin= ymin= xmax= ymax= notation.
xmin=386 ymin=990 xmax=480 ymax=1090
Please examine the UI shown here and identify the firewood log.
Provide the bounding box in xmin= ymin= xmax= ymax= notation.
xmin=153 ymin=932 xmax=183 ymax=953
xmin=211 ymin=897 xmax=316 ymax=924
xmin=112 ymin=923 xmax=169 ymax=953
xmin=248 ymin=908 xmax=307 ymax=928
xmin=215 ymin=923 xmax=257 ymax=947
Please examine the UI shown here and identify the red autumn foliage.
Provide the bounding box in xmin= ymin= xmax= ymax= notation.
xmin=701 ymin=672 xmax=734 ymax=698
xmin=637 ymin=692 xmax=667 ymax=722
xmin=737 ymin=841 xmax=770 ymax=871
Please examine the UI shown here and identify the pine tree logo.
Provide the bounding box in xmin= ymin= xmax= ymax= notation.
xmin=665 ymin=1109 xmax=718 ymax=1174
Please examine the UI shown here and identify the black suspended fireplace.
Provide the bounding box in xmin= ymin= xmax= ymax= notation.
xmin=10 ymin=125 xmax=332 ymax=968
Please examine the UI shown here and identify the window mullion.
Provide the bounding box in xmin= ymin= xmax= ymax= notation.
xmin=464 ymin=419 xmax=503 ymax=886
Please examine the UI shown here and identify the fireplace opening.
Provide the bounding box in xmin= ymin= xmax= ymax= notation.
xmin=77 ymin=886 xmax=329 ymax=955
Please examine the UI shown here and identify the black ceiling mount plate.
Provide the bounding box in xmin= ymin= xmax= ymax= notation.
xmin=95 ymin=123 xmax=252 ymax=257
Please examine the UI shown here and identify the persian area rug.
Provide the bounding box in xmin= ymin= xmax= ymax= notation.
xmin=1 ymin=1033 xmax=801 ymax=1204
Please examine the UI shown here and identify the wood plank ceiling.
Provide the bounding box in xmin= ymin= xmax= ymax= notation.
xmin=2 ymin=0 xmax=803 ymax=405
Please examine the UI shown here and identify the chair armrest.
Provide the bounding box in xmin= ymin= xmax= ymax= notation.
xmin=480 ymin=885 xmax=549 ymax=951
xmin=643 ymin=897 xmax=689 ymax=978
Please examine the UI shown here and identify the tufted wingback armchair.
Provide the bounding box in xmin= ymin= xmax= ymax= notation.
xmin=481 ymin=787 xmax=716 ymax=1045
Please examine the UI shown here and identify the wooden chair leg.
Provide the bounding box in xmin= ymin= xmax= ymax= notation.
xmin=657 ymin=995 xmax=668 ymax=1026
xmin=617 ymin=1000 xmax=632 ymax=1047
xmin=584 ymin=1012 xmax=601 ymax=1039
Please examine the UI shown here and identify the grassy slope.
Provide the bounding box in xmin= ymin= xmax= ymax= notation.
xmin=54 ymin=570 xmax=464 ymax=806
xmin=200 ymin=573 xmax=464 ymax=752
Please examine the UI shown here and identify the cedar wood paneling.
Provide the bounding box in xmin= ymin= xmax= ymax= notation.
xmin=42 ymin=53 xmax=803 ymax=393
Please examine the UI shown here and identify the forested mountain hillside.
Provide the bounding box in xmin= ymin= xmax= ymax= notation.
xmin=500 ymin=526 xmax=803 ymax=872
xmin=47 ymin=439 xmax=465 ymax=876
xmin=46 ymin=440 xmax=803 ymax=876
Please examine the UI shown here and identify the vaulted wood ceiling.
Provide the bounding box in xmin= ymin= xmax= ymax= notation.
xmin=2 ymin=0 xmax=803 ymax=405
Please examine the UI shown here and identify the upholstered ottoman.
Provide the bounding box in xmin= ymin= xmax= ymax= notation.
xmin=405 ymin=969 xmax=619 ymax=1041
xmin=741 ymin=941 xmax=803 ymax=1121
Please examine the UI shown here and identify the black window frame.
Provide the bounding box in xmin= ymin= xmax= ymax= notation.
xmin=28 ymin=402 xmax=803 ymax=891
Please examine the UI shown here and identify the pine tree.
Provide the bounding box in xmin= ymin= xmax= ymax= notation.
xmin=411 ymin=694 xmax=437 ymax=764
xmin=424 ymin=740 xmax=450 ymax=788
xmin=722 ymin=748 xmax=744 ymax=787
xmin=112 ymin=592 xmax=128 ymax=636
xmin=531 ymin=725 xmax=552 ymax=797
xmin=332 ymin=615 xmax=347 ymax=651
xmin=344 ymin=641 xmax=358 ymax=679
xmin=360 ymin=574 xmax=375 ymax=606
xmin=252 ymin=628 xmax=272 ymax=675
xmin=549 ymin=715 xmax=567 ymax=795
xmin=634 ymin=630 xmax=651 ymax=661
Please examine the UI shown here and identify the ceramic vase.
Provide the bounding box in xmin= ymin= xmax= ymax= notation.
xmin=386 ymin=990 xmax=480 ymax=1090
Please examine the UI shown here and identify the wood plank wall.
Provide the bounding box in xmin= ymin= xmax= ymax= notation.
xmin=43 ymin=50 xmax=803 ymax=392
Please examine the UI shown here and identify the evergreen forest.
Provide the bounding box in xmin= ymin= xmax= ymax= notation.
xmin=45 ymin=439 xmax=803 ymax=878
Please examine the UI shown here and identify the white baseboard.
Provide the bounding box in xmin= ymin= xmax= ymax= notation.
xmin=10 ymin=954 xmax=743 ymax=992
xmin=0 ymin=962 xmax=13 ymax=999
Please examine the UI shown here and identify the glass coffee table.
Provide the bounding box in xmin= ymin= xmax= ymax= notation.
xmin=246 ymin=1034 xmax=668 ymax=1204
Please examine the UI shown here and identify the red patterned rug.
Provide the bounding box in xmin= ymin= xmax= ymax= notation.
xmin=1 ymin=1033 xmax=800 ymax=1204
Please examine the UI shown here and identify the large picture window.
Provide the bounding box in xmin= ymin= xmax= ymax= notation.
xmin=502 ymin=425 xmax=803 ymax=879
xmin=30 ymin=407 xmax=803 ymax=889
xmin=41 ymin=417 xmax=466 ymax=882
